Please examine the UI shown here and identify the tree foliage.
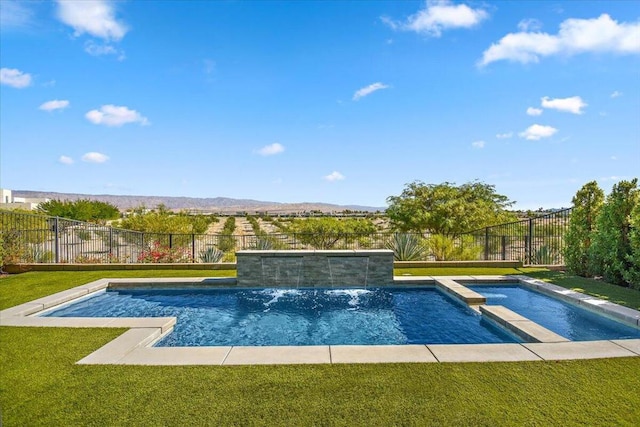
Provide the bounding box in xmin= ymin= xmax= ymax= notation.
xmin=623 ymin=202 xmax=640 ymax=289
xmin=283 ymin=218 xmax=377 ymax=249
xmin=118 ymin=205 xmax=216 ymax=235
xmin=385 ymin=181 xmax=516 ymax=237
xmin=37 ymin=199 xmax=120 ymax=223
xmin=564 ymin=181 xmax=605 ymax=276
xmin=588 ymin=179 xmax=639 ymax=286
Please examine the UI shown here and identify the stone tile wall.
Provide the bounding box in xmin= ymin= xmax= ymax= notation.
xmin=236 ymin=250 xmax=394 ymax=287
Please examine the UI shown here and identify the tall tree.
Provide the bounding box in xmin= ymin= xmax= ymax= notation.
xmin=37 ymin=199 xmax=120 ymax=223
xmin=283 ymin=217 xmax=377 ymax=249
xmin=564 ymin=181 xmax=605 ymax=276
xmin=385 ymin=181 xmax=516 ymax=237
xmin=623 ymin=202 xmax=640 ymax=289
xmin=588 ymin=178 xmax=639 ymax=286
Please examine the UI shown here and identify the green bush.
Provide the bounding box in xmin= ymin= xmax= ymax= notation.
xmin=426 ymin=234 xmax=482 ymax=261
xmin=564 ymin=181 xmax=604 ymax=276
xmin=0 ymin=230 xmax=26 ymax=267
xmin=118 ymin=205 xmax=216 ymax=235
xmin=588 ymin=179 xmax=639 ymax=286
xmin=623 ymin=202 xmax=640 ymax=289
xmin=282 ymin=217 xmax=377 ymax=249
xmin=38 ymin=199 xmax=120 ymax=223
xmin=532 ymin=244 xmax=561 ymax=265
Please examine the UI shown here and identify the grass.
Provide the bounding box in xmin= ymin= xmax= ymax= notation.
xmin=525 ymin=270 xmax=640 ymax=311
xmin=1 ymin=268 xmax=640 ymax=425
xmin=1 ymin=326 xmax=639 ymax=426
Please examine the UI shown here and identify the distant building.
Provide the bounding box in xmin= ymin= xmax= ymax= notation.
xmin=0 ymin=189 xmax=50 ymax=210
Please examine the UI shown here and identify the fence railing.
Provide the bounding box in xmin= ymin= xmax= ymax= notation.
xmin=1 ymin=208 xmax=571 ymax=265
xmin=460 ymin=208 xmax=572 ymax=265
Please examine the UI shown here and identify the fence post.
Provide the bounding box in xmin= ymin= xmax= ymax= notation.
xmin=501 ymin=236 xmax=507 ymax=260
xmin=109 ymin=228 xmax=113 ymax=255
xmin=528 ymin=218 xmax=534 ymax=264
xmin=54 ymin=217 xmax=60 ymax=263
xmin=192 ymin=234 xmax=195 ymax=262
xmin=484 ymin=228 xmax=489 ymax=260
xmin=169 ymin=234 xmax=173 ymax=249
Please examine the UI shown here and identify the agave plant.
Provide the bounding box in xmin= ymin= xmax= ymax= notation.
xmin=385 ymin=233 xmax=426 ymax=261
xmin=199 ymin=247 xmax=224 ymax=263
xmin=532 ymin=244 xmax=561 ymax=265
xmin=251 ymin=236 xmax=274 ymax=250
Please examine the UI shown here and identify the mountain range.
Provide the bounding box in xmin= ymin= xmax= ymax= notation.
xmin=13 ymin=190 xmax=385 ymax=213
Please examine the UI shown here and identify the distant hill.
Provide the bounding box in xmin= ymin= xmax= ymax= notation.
xmin=13 ymin=190 xmax=385 ymax=214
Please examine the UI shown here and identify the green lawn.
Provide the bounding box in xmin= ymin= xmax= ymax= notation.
xmin=1 ymin=269 xmax=639 ymax=425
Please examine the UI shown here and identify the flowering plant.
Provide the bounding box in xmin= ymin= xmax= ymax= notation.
xmin=137 ymin=241 xmax=192 ymax=263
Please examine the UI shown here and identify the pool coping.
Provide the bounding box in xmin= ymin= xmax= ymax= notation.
xmin=1 ymin=275 xmax=639 ymax=365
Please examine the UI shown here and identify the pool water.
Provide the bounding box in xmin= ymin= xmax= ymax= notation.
xmin=468 ymin=285 xmax=640 ymax=341
xmin=43 ymin=287 xmax=519 ymax=346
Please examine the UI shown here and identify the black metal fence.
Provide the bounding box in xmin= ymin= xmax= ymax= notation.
xmin=1 ymin=208 xmax=572 ymax=265
xmin=460 ymin=208 xmax=571 ymax=264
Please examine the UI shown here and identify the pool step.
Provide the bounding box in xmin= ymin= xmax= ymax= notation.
xmin=480 ymin=305 xmax=570 ymax=343
xmin=435 ymin=278 xmax=486 ymax=305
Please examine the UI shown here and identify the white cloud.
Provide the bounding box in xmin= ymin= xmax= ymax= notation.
xmin=383 ymin=0 xmax=488 ymax=37
xmin=519 ymin=124 xmax=558 ymax=140
xmin=541 ymin=96 xmax=587 ymax=114
xmin=85 ymin=105 xmax=149 ymax=127
xmin=496 ymin=132 xmax=513 ymax=139
xmin=526 ymin=107 xmax=543 ymax=116
xmin=324 ymin=171 xmax=345 ymax=182
xmin=39 ymin=100 xmax=70 ymax=112
xmin=353 ymin=82 xmax=389 ymax=101
xmin=56 ymin=0 xmax=128 ymax=41
xmin=611 ymin=156 xmax=617 ymax=160
xmin=479 ymin=14 xmax=640 ymax=66
xmin=517 ymin=18 xmax=542 ymax=32
xmin=0 ymin=0 xmax=34 ymax=29
xmin=0 ymin=67 xmax=32 ymax=88
xmin=84 ymin=40 xmax=125 ymax=60
xmin=471 ymin=140 xmax=485 ymax=149
xmin=82 ymin=152 xmax=109 ymax=163
xmin=59 ymin=155 xmax=74 ymax=165
xmin=256 ymin=143 xmax=285 ymax=156
xmin=610 ymin=90 xmax=622 ymax=98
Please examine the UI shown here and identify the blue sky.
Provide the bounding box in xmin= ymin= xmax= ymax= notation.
xmin=1 ymin=0 xmax=638 ymax=210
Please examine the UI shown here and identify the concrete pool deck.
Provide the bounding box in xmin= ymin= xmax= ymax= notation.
xmin=1 ymin=275 xmax=639 ymax=365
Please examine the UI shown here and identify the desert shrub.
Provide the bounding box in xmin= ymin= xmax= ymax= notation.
xmin=282 ymin=218 xmax=377 ymax=249
xmin=199 ymin=247 xmax=223 ymax=263
xmin=385 ymin=233 xmax=426 ymax=261
xmin=532 ymin=243 xmax=561 ymax=265
xmin=38 ymin=199 xmax=120 ymax=222
xmin=0 ymin=231 xmax=26 ymax=267
xmin=25 ymin=246 xmax=54 ymax=263
xmin=426 ymin=234 xmax=482 ymax=261
xmin=118 ymin=205 xmax=216 ymax=235
xmin=75 ymin=229 xmax=93 ymax=241
xmin=74 ymin=255 xmax=104 ymax=264
xmin=137 ymin=241 xmax=192 ymax=263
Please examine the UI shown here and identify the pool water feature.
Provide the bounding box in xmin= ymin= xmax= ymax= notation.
xmin=469 ymin=285 xmax=640 ymax=341
xmin=43 ymin=286 xmax=520 ymax=346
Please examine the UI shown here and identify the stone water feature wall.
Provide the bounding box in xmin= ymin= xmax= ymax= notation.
xmin=236 ymin=250 xmax=394 ymax=287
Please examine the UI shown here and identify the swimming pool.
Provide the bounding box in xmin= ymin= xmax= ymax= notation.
xmin=43 ymin=286 xmax=520 ymax=346
xmin=468 ymin=285 xmax=640 ymax=341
